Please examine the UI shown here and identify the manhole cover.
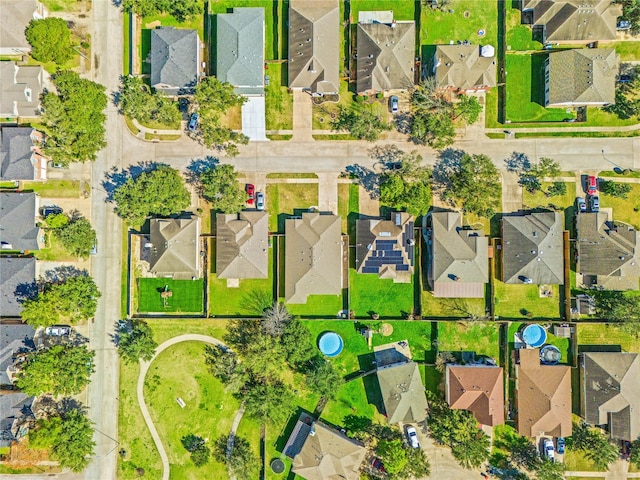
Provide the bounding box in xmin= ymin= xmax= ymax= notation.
xmin=271 ymin=458 xmax=285 ymax=474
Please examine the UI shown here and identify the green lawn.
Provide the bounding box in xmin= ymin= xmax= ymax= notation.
xmin=506 ymin=6 xmax=542 ymax=51
xmin=349 ymin=0 xmax=415 ymax=22
xmin=494 ymin=282 xmax=560 ymax=319
xmin=285 ymin=294 xmax=344 ymax=318
xmin=21 ymin=180 xmax=83 ymax=198
xmin=577 ymin=323 xmax=640 ymax=353
xmin=437 ymin=321 xmax=500 ymax=360
xmin=564 ymin=448 xmax=601 ymax=472
xmin=138 ymin=278 xmax=204 ymax=314
xmin=337 ymin=183 xmax=359 ymax=237
xmin=265 ymin=183 xmax=319 ymax=233
xmin=606 ymin=41 xmax=640 ymax=61
xmin=421 ymin=0 xmax=498 ymax=48
xmin=349 ymin=270 xmax=415 ymax=318
xmin=421 ymin=293 xmax=487 ymax=319
xmin=522 ymin=182 xmax=577 ymax=221
xmin=142 ymin=5 xmax=206 ymax=44
xmin=34 ymin=231 xmax=76 ymax=261
xmin=599 ymin=183 xmax=640 ymax=229
xmin=265 ymin=62 xmax=293 ymax=130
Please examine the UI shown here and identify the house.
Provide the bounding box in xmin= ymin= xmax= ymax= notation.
xmin=516 ymin=348 xmax=572 ymax=438
xmin=356 ymin=11 xmax=415 ymax=94
xmin=285 ymin=212 xmax=342 ymax=304
xmin=576 ymin=212 xmax=640 ymax=290
xmin=520 ymin=0 xmax=622 ymax=43
xmin=284 ymin=412 xmax=366 ymax=480
xmin=375 ymin=341 xmax=429 ymax=424
xmin=216 ymin=211 xmax=269 ymax=280
xmin=427 ymin=211 xmax=489 ymax=298
xmin=355 ymin=212 xmax=414 ymax=283
xmin=148 ymin=214 xmax=200 ymax=280
xmin=433 ymin=44 xmax=497 ymax=92
xmin=0 ymin=0 xmax=47 ymax=56
xmin=0 ymin=257 xmax=36 ymax=318
xmin=544 ymin=49 xmax=617 ymax=108
xmin=0 ymin=323 xmax=35 ymax=386
xmin=501 ymin=212 xmax=564 ymax=285
xmin=445 ymin=365 xmax=505 ymax=426
xmin=0 ymin=192 xmax=40 ymax=251
xmin=150 ymin=27 xmax=200 ymax=95
xmin=288 ymin=0 xmax=340 ymax=96
xmin=0 ymin=394 xmax=35 ymax=447
xmin=580 ymin=352 xmax=640 ymax=441
xmin=1 ymin=128 xmax=47 ymax=181
xmin=0 ymin=62 xmax=45 ymax=119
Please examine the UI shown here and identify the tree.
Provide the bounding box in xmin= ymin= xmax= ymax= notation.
xmin=193 ymin=77 xmax=247 ymax=156
xmin=118 ymin=75 xmax=181 ymax=126
xmin=332 ymin=104 xmax=391 ymax=141
xmin=599 ymin=180 xmax=632 ymax=199
xmin=44 ymin=213 xmax=69 ymax=229
xmin=546 ymin=181 xmax=567 ymax=197
xmin=438 ymin=153 xmax=501 ymax=217
xmin=25 ymin=18 xmax=72 ymax=64
xmin=630 ymin=436 xmax=640 ymax=468
xmin=535 ymin=458 xmax=565 ymax=480
xmin=280 ymin=318 xmax=316 ymax=367
xmin=198 ymin=164 xmax=247 ymax=213
xmin=113 ymin=165 xmax=191 ymax=226
xmin=42 ymin=71 xmax=107 ymax=165
xmin=204 ymin=345 xmax=248 ymax=394
xmin=306 ymin=357 xmax=342 ymax=400
xmin=379 ymin=150 xmax=432 ymax=216
xmin=243 ymin=378 xmax=293 ymax=425
xmin=454 ymin=95 xmax=482 ymax=125
xmin=214 ymin=435 xmax=259 ymax=480
xmin=21 ymin=275 xmax=101 ymax=327
xmin=122 ymin=0 xmax=202 ymax=21
xmin=411 ymin=110 xmax=455 ymax=149
xmin=55 ymin=217 xmax=96 ymax=258
xmin=401 ymin=447 xmax=431 ymax=479
xmin=181 ymin=434 xmax=210 ymax=466
xmin=591 ymin=290 xmax=640 ymax=334
xmin=29 ymin=407 xmax=95 ymax=472
xmin=261 ymin=302 xmax=293 ymax=337
xmin=117 ymin=320 xmax=158 ymax=363
xmin=567 ymin=422 xmax=619 ymax=470
xmin=377 ymin=439 xmax=408 ymax=475
xmin=517 ymin=157 xmax=561 ymax=193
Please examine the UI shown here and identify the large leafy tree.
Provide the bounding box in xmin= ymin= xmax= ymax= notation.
xmin=305 ymin=357 xmax=342 ymax=400
xmin=122 ymin=0 xmax=202 ymax=21
xmin=198 ymin=164 xmax=247 ymax=213
xmin=591 ymin=290 xmax=640 ymax=334
xmin=42 ymin=71 xmax=107 ymax=165
xmin=193 ymin=77 xmax=247 ymax=156
xmin=331 ymin=104 xmax=391 ymax=141
xmin=29 ymin=407 xmax=95 ymax=472
xmin=377 ymin=439 xmax=408 ymax=475
xmin=117 ymin=320 xmax=158 ymax=363
xmin=243 ymin=377 xmax=293 ymax=425
xmin=379 ymin=150 xmax=432 ymax=216
xmin=113 ymin=165 xmax=191 ymax=226
xmin=55 ymin=217 xmax=96 ymax=258
xmin=26 ymin=18 xmax=72 ymax=64
xmin=631 ymin=436 xmax=640 ymax=468
xmin=214 ymin=435 xmax=259 ymax=480
xmin=280 ymin=317 xmax=316 ymax=367
xmin=15 ymin=345 xmax=95 ymax=396
xmin=181 ymin=434 xmax=210 ymax=466
xmin=599 ymin=180 xmax=632 ymax=199
xmin=514 ymin=157 xmax=561 ymax=194
xmin=535 ymin=458 xmax=565 ymax=480
xmin=118 ymin=75 xmax=180 ymax=126
xmin=604 ymin=65 xmax=640 ymax=119
xmin=454 ymin=94 xmax=482 ymax=124
xmin=21 ymin=275 xmax=101 ymax=327
xmin=567 ymin=422 xmax=619 ymax=470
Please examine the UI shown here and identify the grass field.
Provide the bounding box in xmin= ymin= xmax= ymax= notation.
xmin=138 ymin=278 xmax=204 ymax=313
xmin=285 ymin=294 xmax=344 ymax=317
xmin=505 ymin=6 xmax=542 ymax=51
xmin=522 ymin=182 xmax=577 ymax=212
xmin=265 ymin=183 xmax=319 ymax=232
xmin=421 ymin=293 xmax=487 ymax=319
xmin=494 ymin=282 xmax=560 ymax=319
xmin=337 ymin=183 xmax=359 ymax=237
xmin=21 ymin=180 xmax=83 ymax=198
xmin=421 ymin=0 xmax=498 ymax=48
xmin=265 ymin=63 xmax=293 ymax=130
xmin=349 ymin=270 xmax=415 ymax=318
xmin=34 ymin=232 xmax=76 ymax=261
xmin=577 ymin=323 xmax=640 ymax=353
xmin=437 ymin=321 xmax=500 ymax=360
xmin=599 ymin=183 xmax=640 ymax=229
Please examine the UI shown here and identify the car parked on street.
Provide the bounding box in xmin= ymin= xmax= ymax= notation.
xmin=544 ymin=439 xmax=555 ymax=461
xmin=576 ymin=197 xmax=586 ymax=213
xmin=256 ymin=192 xmax=265 ymax=211
xmin=405 ymin=426 xmax=420 ymax=448
xmin=587 ymin=175 xmax=598 ymax=195
xmin=245 ymin=184 xmax=255 ymax=205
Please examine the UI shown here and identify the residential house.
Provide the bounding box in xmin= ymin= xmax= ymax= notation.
xmin=1 ymin=128 xmax=47 ymax=181
xmin=288 ymin=0 xmax=340 ymax=96
xmin=427 ymin=211 xmax=489 ymax=298
xmin=0 ymin=62 xmax=45 ymax=119
xmin=576 ymin=212 xmax=640 ymax=290
xmin=544 ymin=48 xmax=617 ymax=108
xmin=356 ymin=11 xmax=415 ymax=95
xmin=433 ymin=44 xmax=497 ymax=92
xmin=375 ymin=341 xmax=429 ymax=424
xmin=0 ymin=192 xmax=40 ymax=251
xmin=516 ymin=348 xmax=572 ymax=438
xmin=520 ymin=0 xmax=622 ymax=43
xmin=284 ymin=412 xmax=366 ymax=480
xmin=150 ymin=27 xmax=200 ymax=95
xmin=285 ymin=212 xmax=342 ymax=304
xmin=0 ymin=257 xmax=36 ymax=318
xmin=501 ymin=212 xmax=564 ymax=285
xmin=216 ymin=211 xmax=269 ymax=280
xmin=580 ymin=352 xmax=640 ymax=441
xmin=445 ymin=364 xmax=505 ymax=426
xmin=355 ymin=212 xmax=414 ymax=283
xmin=216 ymin=7 xmax=267 ymax=141
xmin=0 ymin=0 xmax=47 ymax=56
xmin=148 ymin=214 xmax=200 ymax=280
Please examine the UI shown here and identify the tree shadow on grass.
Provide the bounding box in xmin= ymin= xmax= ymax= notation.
xmin=345 ymin=164 xmax=379 ymax=200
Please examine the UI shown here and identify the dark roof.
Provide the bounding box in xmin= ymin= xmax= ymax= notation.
xmin=0 ymin=257 xmax=36 ymax=318
xmin=150 ymin=28 xmax=199 ymax=95
xmin=0 ymin=322 xmax=35 ymax=385
xmin=0 ymin=393 xmax=34 ymax=447
xmin=0 ymin=127 xmax=36 ymax=180
xmin=0 ymin=192 xmax=40 ymax=251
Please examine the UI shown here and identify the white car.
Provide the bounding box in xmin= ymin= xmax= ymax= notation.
xmin=406 ymin=426 xmax=420 ymax=449
xmin=544 ymin=439 xmax=555 ymax=461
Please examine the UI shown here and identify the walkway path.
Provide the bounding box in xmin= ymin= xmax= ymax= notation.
xmin=501 ymin=171 xmax=523 ymax=213
xmin=137 ymin=334 xmax=229 ymax=480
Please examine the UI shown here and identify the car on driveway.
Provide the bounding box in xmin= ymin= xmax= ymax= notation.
xmin=576 ymin=197 xmax=586 ymax=213
xmin=188 ymin=113 xmax=199 ymax=131
xmin=405 ymin=426 xmax=420 ymax=448
xmin=256 ymin=192 xmax=265 ymax=211
xmin=544 ymin=439 xmax=555 ymax=461
xmin=389 ymin=95 xmax=399 ymax=113
xmin=590 ymin=195 xmax=600 ymax=212
xmin=587 ymin=175 xmax=598 ymax=195
xmin=245 ymin=184 xmax=255 ymax=205
xmin=556 ymin=437 xmax=565 ymax=455
xmin=40 ymin=206 xmax=63 ymax=217
xmin=45 ymin=325 xmax=71 ymax=336
xmin=371 ymin=458 xmax=386 ymax=473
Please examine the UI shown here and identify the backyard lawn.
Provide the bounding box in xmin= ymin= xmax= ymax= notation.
xmin=599 ymin=183 xmax=640 ymax=229
xmin=577 ymin=323 xmax=640 ymax=353
xmin=349 ymin=0 xmax=415 ymax=22
xmin=437 ymin=321 xmax=500 ymax=360
xmin=285 ymin=293 xmax=345 ymax=318
xmin=265 ymin=183 xmax=319 ymax=232
xmin=605 ymin=40 xmax=640 ymax=62
xmin=421 ymin=0 xmax=498 ymax=48
xmin=505 ymin=6 xmax=542 ymax=51
xmin=337 ymin=182 xmax=359 ymax=238
xmin=421 ymin=293 xmax=487 ymax=319
xmin=494 ymin=282 xmax=560 ymax=319
xmin=138 ymin=278 xmax=204 ymax=314
xmin=349 ymin=270 xmax=415 ymax=318
xmin=265 ymin=63 xmax=293 ymax=130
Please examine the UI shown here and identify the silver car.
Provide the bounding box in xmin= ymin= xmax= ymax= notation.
xmin=256 ymin=192 xmax=265 ymax=211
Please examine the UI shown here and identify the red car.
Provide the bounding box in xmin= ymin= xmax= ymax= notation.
xmin=587 ymin=176 xmax=598 ymax=195
xmin=245 ymin=184 xmax=255 ymax=205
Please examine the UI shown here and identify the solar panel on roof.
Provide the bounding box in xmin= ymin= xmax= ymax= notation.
xmin=397 ymin=265 xmax=409 ymax=271
xmin=362 ymin=266 xmax=379 ymax=274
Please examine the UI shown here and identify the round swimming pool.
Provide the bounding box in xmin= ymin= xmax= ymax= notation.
xmin=540 ymin=345 xmax=561 ymax=365
xmin=522 ymin=324 xmax=547 ymax=348
xmin=318 ymin=332 xmax=344 ymax=357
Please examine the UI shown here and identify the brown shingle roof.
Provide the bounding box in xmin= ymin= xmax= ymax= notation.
xmin=446 ymin=365 xmax=505 ymax=426
xmin=434 ymin=45 xmax=496 ymax=90
xmin=149 ymin=214 xmax=200 ymax=279
xmin=216 ymin=211 xmax=269 ymax=279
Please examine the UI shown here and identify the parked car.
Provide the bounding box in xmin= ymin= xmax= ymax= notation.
xmin=371 ymin=458 xmax=387 ymax=473
xmin=405 ymin=426 xmax=420 ymax=449
xmin=45 ymin=325 xmax=71 ymax=336
xmin=587 ymin=175 xmax=598 ymax=195
xmin=617 ymin=20 xmax=631 ymax=31
xmin=188 ymin=113 xmax=199 ymax=131
xmin=40 ymin=206 xmax=63 ymax=217
xmin=544 ymin=439 xmax=555 ymax=461
xmin=576 ymin=197 xmax=586 ymax=213
xmin=389 ymin=95 xmax=399 ymax=113
xmin=563 ymin=118 xmax=576 ymax=123
xmin=590 ymin=195 xmax=600 ymax=212
xmin=556 ymin=437 xmax=565 ymax=455
xmin=256 ymin=192 xmax=265 ymax=211
xmin=245 ymin=184 xmax=255 ymax=205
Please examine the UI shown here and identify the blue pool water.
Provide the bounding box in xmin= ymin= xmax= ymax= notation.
xmin=318 ymin=332 xmax=344 ymax=357
xmin=522 ymin=324 xmax=547 ymax=348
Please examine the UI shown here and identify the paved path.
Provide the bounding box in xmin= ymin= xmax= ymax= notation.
xmin=292 ymin=90 xmax=313 ymax=142
xmin=137 ymin=335 xmax=228 ymax=480
xmin=501 ymin=171 xmax=523 ymax=213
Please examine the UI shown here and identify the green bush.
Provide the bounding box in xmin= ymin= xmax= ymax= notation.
xmin=356 ymin=95 xmax=365 ymax=103
xmin=376 ymin=92 xmax=384 ymax=99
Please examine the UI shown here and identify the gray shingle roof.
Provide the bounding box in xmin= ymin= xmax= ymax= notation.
xmin=0 ymin=62 xmax=44 ymax=118
xmin=216 ymin=8 xmax=264 ymax=96
xmin=216 ymin=211 xmax=268 ymax=279
xmin=501 ymin=212 xmax=564 ymax=284
xmin=0 ymin=257 xmax=36 ymax=318
xmin=434 ymin=45 xmax=496 ymax=90
xmin=150 ymin=28 xmax=199 ymax=95
xmin=376 ymin=356 xmax=428 ymax=424
xmin=149 ymin=214 xmax=200 ymax=279
xmin=0 ymin=393 xmax=34 ymax=447
xmin=546 ymin=49 xmax=617 ymax=107
xmin=0 ymin=0 xmax=44 ymax=55
xmin=356 ymin=17 xmax=415 ymax=93
xmin=581 ymin=352 xmax=640 ymax=441
xmin=0 ymin=323 xmax=35 ymax=385
xmin=0 ymin=192 xmax=39 ymax=251
xmin=1 ymin=128 xmax=37 ymax=181
xmin=288 ymin=0 xmax=340 ymax=94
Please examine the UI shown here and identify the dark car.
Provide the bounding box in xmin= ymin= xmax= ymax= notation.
xmin=576 ymin=197 xmax=586 ymax=213
xmin=40 ymin=206 xmax=63 ymax=217
xmin=557 ymin=437 xmax=565 ymax=455
xmin=188 ymin=113 xmax=199 ymax=131
xmin=371 ymin=458 xmax=387 ymax=473
xmin=245 ymin=184 xmax=255 ymax=205
xmin=590 ymin=195 xmax=600 ymax=212
xmin=389 ymin=95 xmax=399 ymax=113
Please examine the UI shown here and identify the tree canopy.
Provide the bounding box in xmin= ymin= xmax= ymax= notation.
xmin=214 ymin=435 xmax=259 ymax=480
xmin=198 ymin=164 xmax=247 ymax=213
xmin=42 ymin=71 xmax=107 ymax=165
xmin=122 ymin=0 xmax=202 ymax=21
xmin=604 ymin=65 xmax=640 ymax=119
xmin=181 ymin=434 xmax=210 ymax=466
xmin=113 ymin=165 xmax=191 ymax=226
xmin=54 ymin=216 xmax=96 ymax=258
xmin=566 ymin=422 xmax=619 ymax=470
xmin=331 ymin=104 xmax=391 ymax=141
xmin=591 ymin=290 xmax=640 ymax=334
xmin=599 ymin=180 xmax=632 ymax=199
xmin=118 ymin=75 xmax=181 ymax=127
xmin=379 ymin=150 xmax=432 ymax=216
xmin=15 ymin=344 xmax=95 ymax=396
xmin=377 ymin=439 xmax=408 ymax=475
xmin=26 ymin=18 xmax=72 ymax=64
xmin=117 ymin=320 xmax=158 ymax=363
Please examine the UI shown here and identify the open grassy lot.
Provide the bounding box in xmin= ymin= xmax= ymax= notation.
xmin=421 ymin=0 xmax=498 ymax=48
xmin=285 ymin=294 xmax=344 ymax=318
xmin=349 ymin=270 xmax=415 ymax=318
xmin=437 ymin=321 xmax=500 ymax=360
xmin=421 ymin=293 xmax=487 ymax=319
xmin=495 ymin=282 xmax=560 ymax=319
xmin=138 ymin=278 xmax=204 ymax=314
xmin=349 ymin=0 xmax=415 ymax=21
xmin=564 ymin=448 xmax=601 ymax=472
xmin=265 ymin=183 xmax=319 ymax=232
xmin=599 ymin=183 xmax=640 ymax=229
xmin=22 ymin=180 xmax=83 ymax=198
xmin=265 ymin=62 xmax=293 ymax=130
xmin=577 ymin=323 xmax=640 ymax=353
xmin=337 ymin=183 xmax=359 ymax=237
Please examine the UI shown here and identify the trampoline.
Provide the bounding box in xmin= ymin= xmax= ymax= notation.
xmin=540 ymin=345 xmax=561 ymax=365
xmin=318 ymin=332 xmax=344 ymax=357
xmin=522 ymin=324 xmax=547 ymax=348
xmin=271 ymin=458 xmax=285 ymax=474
